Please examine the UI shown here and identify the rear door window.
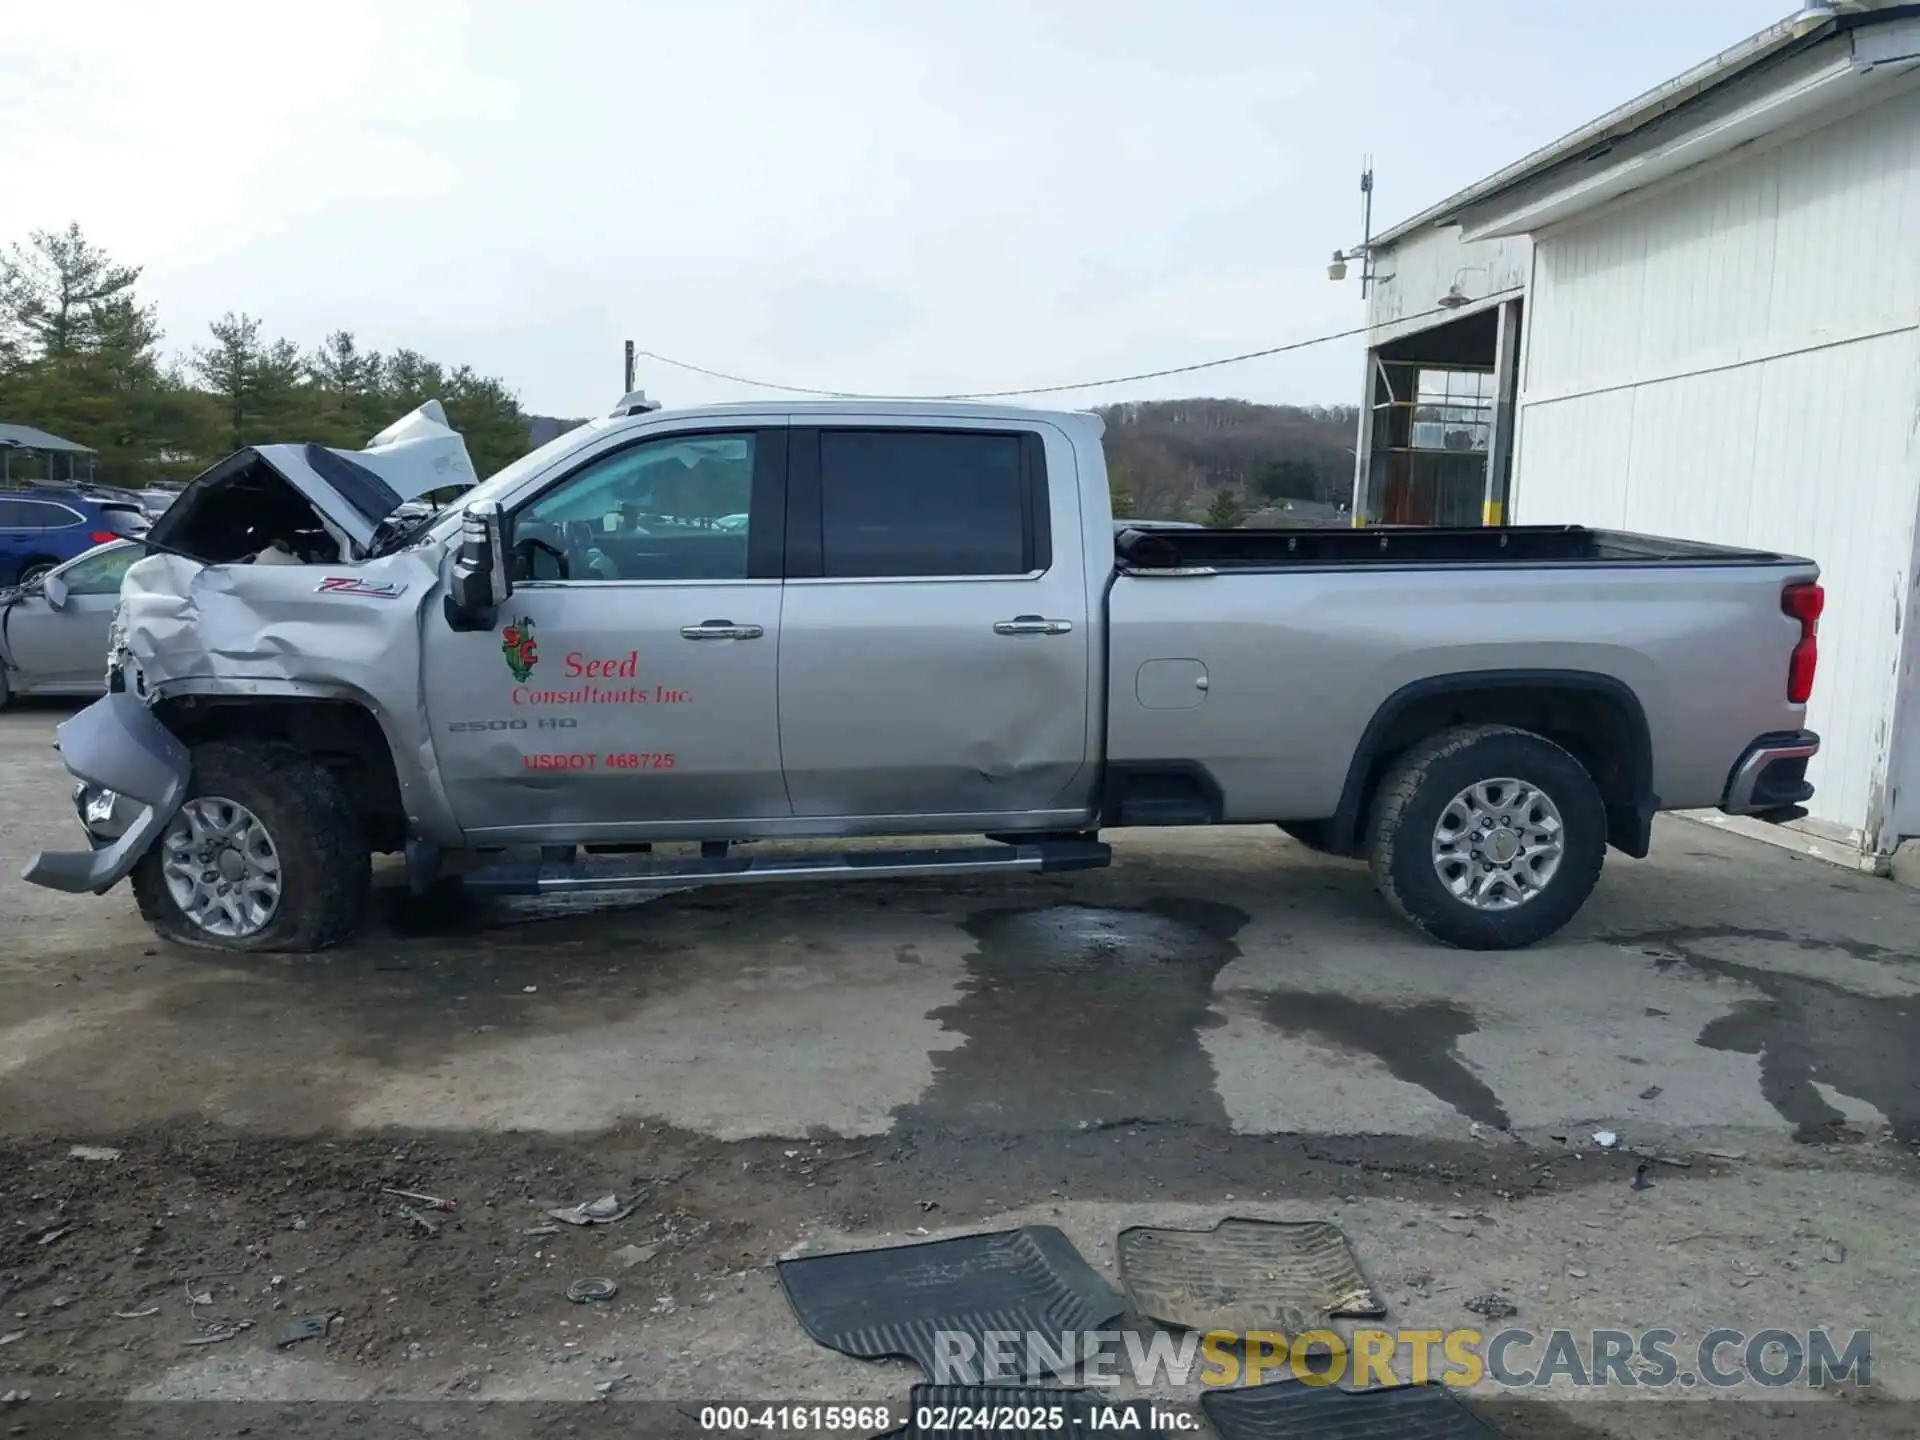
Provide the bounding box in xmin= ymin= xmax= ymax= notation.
xmin=814 ymin=429 xmax=1043 ymax=578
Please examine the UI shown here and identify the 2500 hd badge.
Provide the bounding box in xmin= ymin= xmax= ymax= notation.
xmin=447 ymin=718 xmax=578 ymax=732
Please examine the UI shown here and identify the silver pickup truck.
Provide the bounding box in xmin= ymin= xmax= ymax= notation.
xmin=24 ymin=396 xmax=1824 ymax=954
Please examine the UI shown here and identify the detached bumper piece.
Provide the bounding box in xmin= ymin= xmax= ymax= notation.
xmin=22 ymin=691 xmax=191 ymax=894
xmin=1720 ymin=730 xmax=1820 ymax=819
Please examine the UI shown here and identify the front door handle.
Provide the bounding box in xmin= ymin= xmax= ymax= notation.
xmin=993 ymin=615 xmax=1074 ymax=636
xmin=680 ymin=620 xmax=764 ymax=640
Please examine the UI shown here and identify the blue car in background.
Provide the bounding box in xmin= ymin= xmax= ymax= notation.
xmin=0 ymin=488 xmax=148 ymax=585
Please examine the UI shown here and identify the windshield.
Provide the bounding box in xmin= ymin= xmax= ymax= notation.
xmin=378 ymin=417 xmax=618 ymax=553
xmin=472 ymin=418 xmax=618 ymax=508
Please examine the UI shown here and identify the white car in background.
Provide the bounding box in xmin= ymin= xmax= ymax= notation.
xmin=0 ymin=540 xmax=138 ymax=707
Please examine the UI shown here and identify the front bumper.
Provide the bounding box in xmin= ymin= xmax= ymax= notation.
xmin=21 ymin=691 xmax=190 ymax=894
xmin=1720 ymin=730 xmax=1820 ymax=817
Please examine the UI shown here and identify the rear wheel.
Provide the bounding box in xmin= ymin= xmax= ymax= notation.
xmin=1366 ymin=724 xmax=1605 ymax=950
xmin=132 ymin=740 xmax=370 ymax=952
xmin=17 ymin=558 xmax=57 ymax=585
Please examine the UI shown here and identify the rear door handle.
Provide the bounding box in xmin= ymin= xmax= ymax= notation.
xmin=680 ymin=620 xmax=764 ymax=640
xmin=993 ymin=615 xmax=1074 ymax=636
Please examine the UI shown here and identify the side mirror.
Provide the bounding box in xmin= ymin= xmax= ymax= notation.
xmin=443 ymin=500 xmax=512 ymax=632
xmin=41 ymin=573 xmax=70 ymax=610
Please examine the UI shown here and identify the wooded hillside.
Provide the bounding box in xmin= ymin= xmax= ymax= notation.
xmin=1100 ymin=398 xmax=1360 ymax=523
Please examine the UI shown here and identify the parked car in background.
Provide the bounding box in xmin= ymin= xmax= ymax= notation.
xmin=0 ymin=489 xmax=147 ymax=585
xmin=0 ymin=539 xmax=138 ymax=707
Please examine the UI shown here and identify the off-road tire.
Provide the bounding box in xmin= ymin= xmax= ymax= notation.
xmin=1366 ymin=723 xmax=1606 ymax=950
xmin=132 ymin=740 xmax=370 ymax=952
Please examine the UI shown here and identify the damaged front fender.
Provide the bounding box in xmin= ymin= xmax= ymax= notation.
xmin=22 ymin=691 xmax=191 ymax=894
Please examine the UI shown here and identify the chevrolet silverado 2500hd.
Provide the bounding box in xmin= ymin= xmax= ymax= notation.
xmin=23 ymin=396 xmax=1824 ymax=953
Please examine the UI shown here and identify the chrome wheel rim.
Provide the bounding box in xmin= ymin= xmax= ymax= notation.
xmin=159 ymin=796 xmax=283 ymax=937
xmin=1431 ymin=777 xmax=1565 ymax=911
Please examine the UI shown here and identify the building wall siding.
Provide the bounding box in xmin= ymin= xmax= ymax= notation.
xmin=1512 ymin=84 xmax=1920 ymax=846
xmin=1365 ymin=227 xmax=1530 ymax=347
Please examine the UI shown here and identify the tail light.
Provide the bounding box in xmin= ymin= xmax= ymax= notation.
xmin=89 ymin=531 xmax=119 ymax=544
xmin=1783 ymin=581 xmax=1823 ymax=704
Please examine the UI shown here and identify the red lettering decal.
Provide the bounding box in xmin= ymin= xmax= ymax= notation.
xmin=564 ymin=652 xmax=585 ymax=677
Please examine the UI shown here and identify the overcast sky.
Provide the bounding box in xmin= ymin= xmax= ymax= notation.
xmin=3 ymin=0 xmax=1790 ymax=417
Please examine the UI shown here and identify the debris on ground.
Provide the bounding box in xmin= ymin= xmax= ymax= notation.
xmin=67 ymin=1145 xmax=122 ymax=1162
xmin=273 ymin=1315 xmax=331 ymax=1349
xmin=182 ymin=1324 xmax=248 ymax=1347
xmin=546 ymin=1193 xmax=636 ymax=1227
xmin=1820 ymin=1241 xmax=1847 ymax=1264
xmin=1638 ymin=1086 xmax=1662 ymax=1101
xmin=380 ymin=1187 xmax=455 ymax=1211
xmin=1632 ymin=1163 xmax=1653 ymax=1192
xmin=1593 ymin=1130 xmax=1618 ymax=1149
xmin=399 ymin=1204 xmax=443 ymax=1236
xmin=566 ymin=1278 xmax=618 ymax=1303
xmin=523 ymin=1224 xmax=561 ymax=1237
xmin=1464 ymin=1292 xmax=1518 ymax=1319
xmin=34 ymin=1226 xmax=68 ymax=1247
xmin=0 ymin=1391 xmax=28 ymax=1405
xmin=0 ymin=1333 xmax=23 ymax=1348
xmin=613 ymin=1243 xmax=659 ymax=1269
xmin=111 ymin=1308 xmax=160 ymax=1320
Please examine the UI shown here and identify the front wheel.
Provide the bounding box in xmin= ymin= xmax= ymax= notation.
xmin=131 ymin=740 xmax=371 ymax=952
xmin=1366 ymin=724 xmax=1606 ymax=950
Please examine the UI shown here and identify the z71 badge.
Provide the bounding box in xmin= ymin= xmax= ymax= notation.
xmin=315 ymin=577 xmax=406 ymax=599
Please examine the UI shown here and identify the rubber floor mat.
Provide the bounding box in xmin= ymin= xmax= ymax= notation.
xmin=883 ymin=1385 xmax=1171 ymax=1438
xmin=776 ymin=1226 xmax=1124 ymax=1383
xmin=1117 ymin=1217 xmax=1385 ymax=1336
xmin=1202 ymin=1380 xmax=1501 ymax=1439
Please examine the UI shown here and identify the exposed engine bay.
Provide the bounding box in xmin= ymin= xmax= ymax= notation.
xmin=142 ymin=403 xmax=477 ymax=567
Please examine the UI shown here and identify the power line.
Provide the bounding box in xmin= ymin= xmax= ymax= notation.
xmin=631 ymin=300 xmax=1465 ymax=402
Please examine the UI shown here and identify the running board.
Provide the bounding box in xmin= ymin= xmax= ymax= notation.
xmin=461 ymin=839 xmax=1112 ymax=896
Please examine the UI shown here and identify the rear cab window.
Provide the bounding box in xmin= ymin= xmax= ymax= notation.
xmin=787 ymin=427 xmax=1051 ymax=578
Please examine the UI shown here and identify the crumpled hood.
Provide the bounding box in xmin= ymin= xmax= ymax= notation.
xmin=145 ymin=401 xmax=476 ymax=560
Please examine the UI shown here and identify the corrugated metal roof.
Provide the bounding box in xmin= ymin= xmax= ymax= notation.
xmin=0 ymin=423 xmax=94 ymax=453
xmin=1373 ymin=4 xmax=1920 ymax=247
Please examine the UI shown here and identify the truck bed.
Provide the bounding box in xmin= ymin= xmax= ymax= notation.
xmin=1115 ymin=523 xmax=1797 ymax=571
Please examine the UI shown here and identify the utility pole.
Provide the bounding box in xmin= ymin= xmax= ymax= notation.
xmin=623 ymin=340 xmax=636 ymax=395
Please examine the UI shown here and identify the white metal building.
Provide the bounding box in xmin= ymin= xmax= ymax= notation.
xmin=1350 ymin=2 xmax=1920 ymax=864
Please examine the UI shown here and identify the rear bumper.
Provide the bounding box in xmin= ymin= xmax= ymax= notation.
xmin=1720 ymin=730 xmax=1819 ymax=817
xmin=20 ymin=691 xmax=190 ymax=894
